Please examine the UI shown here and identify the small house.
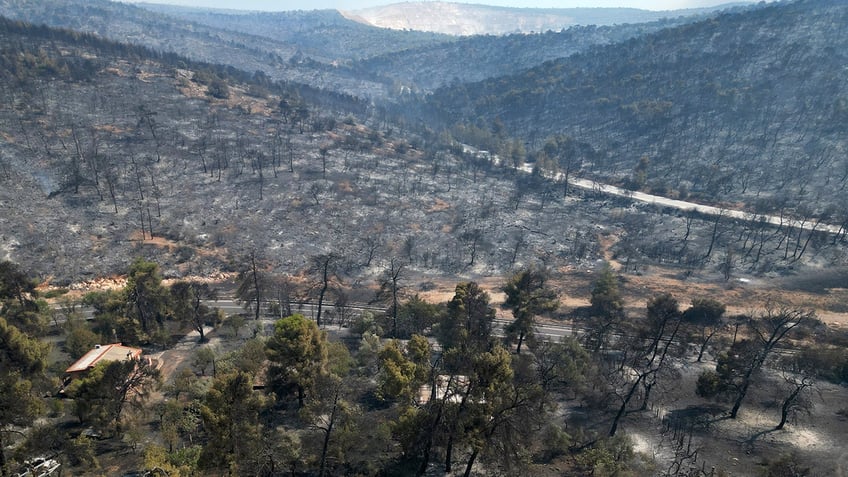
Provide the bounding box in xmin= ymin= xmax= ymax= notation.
xmin=64 ymin=343 xmax=143 ymax=378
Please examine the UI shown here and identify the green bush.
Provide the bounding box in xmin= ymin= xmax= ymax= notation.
xmin=538 ymin=424 xmax=571 ymax=463
xmin=42 ymin=288 xmax=69 ymax=299
xmin=207 ymin=78 xmax=230 ymax=99
xmin=695 ymin=370 xmax=724 ymax=398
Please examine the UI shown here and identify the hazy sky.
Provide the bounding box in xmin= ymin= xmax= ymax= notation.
xmin=124 ymin=0 xmax=755 ymax=12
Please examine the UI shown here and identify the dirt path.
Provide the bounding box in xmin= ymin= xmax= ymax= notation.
xmin=148 ymin=326 xmax=219 ymax=384
xmin=415 ymin=263 xmax=848 ymax=328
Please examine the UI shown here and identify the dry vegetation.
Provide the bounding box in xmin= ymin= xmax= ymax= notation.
xmin=1 ymin=6 xmax=847 ymax=477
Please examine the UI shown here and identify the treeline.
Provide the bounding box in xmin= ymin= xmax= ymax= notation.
xmin=0 ymin=15 xmax=368 ymax=117
xmin=0 ymin=16 xmax=185 ymax=70
xmin=141 ymin=6 xmax=452 ymax=62
xmin=2 ymin=259 xmax=845 ymax=475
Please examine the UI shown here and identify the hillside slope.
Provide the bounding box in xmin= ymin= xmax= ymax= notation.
xmin=421 ymin=0 xmax=848 ymax=217
xmin=0 ymin=0 xmax=395 ymax=97
xmin=0 ymin=18 xmax=619 ymax=283
xmin=136 ymin=2 xmax=717 ymax=96
xmin=2 ymin=1 xmax=743 ymax=102
xmin=357 ymin=17 xmax=722 ymax=92
xmin=5 ymin=16 xmax=840 ymax=288
xmin=136 ymin=3 xmax=453 ymax=61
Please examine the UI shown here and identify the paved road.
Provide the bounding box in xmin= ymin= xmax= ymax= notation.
xmin=54 ymin=297 xmax=794 ymax=357
xmin=54 ymin=295 xmax=582 ymax=342
xmin=211 ymin=299 xmax=584 ymax=345
xmin=567 ymin=175 xmax=842 ymax=234
xmin=487 ymin=150 xmax=844 ymax=235
xmin=208 ymin=298 xmax=384 ymax=320
xmin=76 ymin=296 xmax=807 ymax=358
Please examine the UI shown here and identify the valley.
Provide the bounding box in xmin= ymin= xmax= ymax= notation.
xmin=0 ymin=0 xmax=846 ymax=476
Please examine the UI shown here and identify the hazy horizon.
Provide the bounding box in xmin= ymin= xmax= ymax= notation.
xmin=121 ymin=0 xmax=758 ymax=12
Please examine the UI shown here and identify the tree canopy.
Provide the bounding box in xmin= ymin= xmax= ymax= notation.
xmin=68 ymin=357 xmax=160 ymax=434
xmin=503 ymin=267 xmax=559 ymax=354
xmin=0 ymin=315 xmax=49 ymax=476
xmin=266 ymin=314 xmax=329 ymax=407
xmin=438 ymin=282 xmax=496 ymax=360
xmin=124 ymin=258 xmax=170 ymax=337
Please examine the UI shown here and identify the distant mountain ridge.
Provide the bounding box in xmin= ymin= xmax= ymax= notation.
xmin=0 ymin=0 xmax=433 ymax=98
xmin=343 ymin=1 xmax=753 ymax=35
xmin=131 ymin=0 xmax=740 ymax=95
xmin=136 ymin=3 xmax=452 ymax=61
xmin=356 ymin=17 xmax=720 ymax=92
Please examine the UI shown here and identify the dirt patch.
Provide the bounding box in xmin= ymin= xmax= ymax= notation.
xmin=337 ymin=179 xmax=354 ymax=193
xmin=597 ymin=232 xmax=621 ymax=269
xmin=599 ymin=265 xmax=848 ymax=327
xmin=68 ymin=276 xmax=127 ymax=293
xmin=368 ymin=262 xmax=848 ymax=328
xmin=603 ymin=357 xmax=848 ymax=477
xmin=129 ymin=231 xmax=177 ymax=250
xmin=428 ymin=198 xmax=451 ymax=213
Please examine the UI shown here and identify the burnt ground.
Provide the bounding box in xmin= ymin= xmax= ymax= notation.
xmin=614 ymin=358 xmax=848 ymax=477
xmin=118 ymin=259 xmax=848 ymax=477
xmin=9 ymin=43 xmax=848 ymax=476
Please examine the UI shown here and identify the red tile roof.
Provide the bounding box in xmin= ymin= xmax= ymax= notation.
xmin=65 ymin=343 xmax=142 ymax=374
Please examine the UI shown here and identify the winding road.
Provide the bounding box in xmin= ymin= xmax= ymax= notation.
xmin=567 ymin=175 xmax=843 ymax=234
xmin=487 ymin=147 xmax=845 ymax=235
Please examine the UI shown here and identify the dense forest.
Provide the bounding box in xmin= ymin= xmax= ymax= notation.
xmin=418 ymin=0 xmax=848 ymax=217
xmin=0 ymin=0 xmax=847 ymax=476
